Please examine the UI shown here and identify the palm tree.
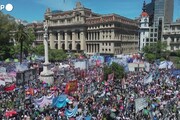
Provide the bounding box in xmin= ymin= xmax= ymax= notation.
xmin=15 ymin=24 xmax=28 ymax=64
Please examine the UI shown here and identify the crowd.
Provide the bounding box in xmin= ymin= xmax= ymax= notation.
xmin=0 ymin=60 xmax=180 ymax=120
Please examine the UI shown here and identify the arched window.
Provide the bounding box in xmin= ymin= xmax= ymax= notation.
xmin=69 ymin=43 xmax=72 ymax=50
xmin=76 ymin=43 xmax=81 ymax=51
xmin=62 ymin=43 xmax=65 ymax=50
xmin=55 ymin=44 xmax=58 ymax=49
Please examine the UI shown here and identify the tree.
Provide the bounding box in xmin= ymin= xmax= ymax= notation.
xmin=33 ymin=44 xmax=44 ymax=56
xmin=14 ymin=24 xmax=35 ymax=63
xmin=14 ymin=24 xmax=28 ymax=63
xmin=49 ymin=49 xmax=67 ymax=62
xmin=0 ymin=12 xmax=16 ymax=60
xmin=23 ymin=27 xmax=36 ymax=55
xmin=142 ymin=41 xmax=167 ymax=61
xmin=103 ymin=62 xmax=125 ymax=81
xmin=145 ymin=53 xmax=156 ymax=62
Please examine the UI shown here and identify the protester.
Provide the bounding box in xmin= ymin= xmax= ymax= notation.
xmin=0 ymin=59 xmax=180 ymax=120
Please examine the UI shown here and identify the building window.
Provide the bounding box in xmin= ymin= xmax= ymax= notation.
xmin=150 ymin=34 xmax=153 ymax=37
xmin=109 ymin=43 xmax=111 ymax=46
xmin=109 ymin=49 xmax=111 ymax=51
xmin=106 ymin=43 xmax=108 ymax=46
xmin=105 ymin=49 xmax=107 ymax=51
xmin=154 ymin=34 xmax=157 ymax=37
xmin=78 ymin=32 xmax=80 ymax=40
xmin=146 ymin=38 xmax=149 ymax=42
xmin=102 ymin=49 xmax=104 ymax=51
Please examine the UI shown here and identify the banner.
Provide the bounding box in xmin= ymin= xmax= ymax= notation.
xmin=135 ymin=97 xmax=148 ymax=113
xmin=0 ymin=80 xmax=5 ymax=86
xmin=0 ymin=67 xmax=6 ymax=73
xmin=65 ymin=105 xmax=78 ymax=117
xmin=34 ymin=94 xmax=54 ymax=108
xmin=65 ymin=80 xmax=78 ymax=94
xmin=52 ymin=95 xmax=70 ymax=108
xmin=144 ymin=62 xmax=150 ymax=72
xmin=144 ymin=74 xmax=153 ymax=84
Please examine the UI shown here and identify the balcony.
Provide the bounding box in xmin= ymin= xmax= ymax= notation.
xmin=170 ymin=41 xmax=180 ymax=45
xmin=163 ymin=30 xmax=180 ymax=35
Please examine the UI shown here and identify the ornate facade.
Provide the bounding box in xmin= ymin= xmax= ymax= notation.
xmin=32 ymin=2 xmax=139 ymax=55
xmin=139 ymin=1 xmax=159 ymax=51
xmin=163 ymin=21 xmax=180 ymax=51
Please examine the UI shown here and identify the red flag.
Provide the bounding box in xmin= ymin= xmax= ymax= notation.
xmin=4 ymin=84 xmax=16 ymax=92
xmin=65 ymin=80 xmax=78 ymax=94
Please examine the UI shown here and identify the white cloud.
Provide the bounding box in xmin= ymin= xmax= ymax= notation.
xmin=35 ymin=0 xmax=76 ymax=11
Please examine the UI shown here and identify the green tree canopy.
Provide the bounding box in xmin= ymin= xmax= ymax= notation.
xmin=0 ymin=12 xmax=16 ymax=60
xmin=49 ymin=49 xmax=67 ymax=62
xmin=142 ymin=41 xmax=168 ymax=61
xmin=33 ymin=44 xmax=44 ymax=56
xmin=103 ymin=62 xmax=125 ymax=81
xmin=14 ymin=24 xmax=35 ymax=62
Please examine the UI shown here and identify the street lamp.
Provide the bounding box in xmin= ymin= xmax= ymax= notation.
xmin=39 ymin=21 xmax=54 ymax=85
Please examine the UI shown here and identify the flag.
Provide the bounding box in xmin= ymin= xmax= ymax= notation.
xmin=4 ymin=84 xmax=16 ymax=91
xmin=108 ymin=73 xmax=114 ymax=81
xmin=144 ymin=74 xmax=153 ymax=84
xmin=65 ymin=80 xmax=78 ymax=94
xmin=135 ymin=97 xmax=148 ymax=113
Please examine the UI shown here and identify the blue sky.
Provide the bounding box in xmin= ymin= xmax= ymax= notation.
xmin=1 ymin=0 xmax=180 ymax=23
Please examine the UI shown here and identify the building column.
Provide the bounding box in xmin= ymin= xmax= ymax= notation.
xmin=65 ymin=32 xmax=68 ymax=50
xmin=58 ymin=32 xmax=62 ymax=49
xmin=80 ymin=31 xmax=85 ymax=50
xmin=72 ymin=32 xmax=76 ymax=50
xmin=100 ymin=31 xmax=103 ymax=40
xmin=91 ymin=44 xmax=93 ymax=53
xmin=88 ymin=32 xmax=90 ymax=40
xmin=94 ymin=32 xmax=97 ymax=40
xmin=107 ymin=31 xmax=109 ymax=40
xmin=87 ymin=32 xmax=89 ymax=40
xmin=91 ymin=32 xmax=93 ymax=40
xmin=49 ymin=32 xmax=55 ymax=49
xmin=174 ymin=37 xmax=177 ymax=42
xmin=94 ymin=32 xmax=96 ymax=40
xmin=96 ymin=32 xmax=99 ymax=40
xmin=96 ymin=44 xmax=98 ymax=53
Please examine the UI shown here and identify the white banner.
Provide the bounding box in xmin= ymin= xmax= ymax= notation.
xmin=135 ymin=97 xmax=148 ymax=113
xmin=74 ymin=61 xmax=87 ymax=70
xmin=144 ymin=74 xmax=153 ymax=84
xmin=0 ymin=80 xmax=5 ymax=86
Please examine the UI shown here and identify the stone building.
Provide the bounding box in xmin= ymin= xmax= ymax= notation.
xmin=33 ymin=2 xmax=139 ymax=55
xmin=163 ymin=21 xmax=180 ymax=51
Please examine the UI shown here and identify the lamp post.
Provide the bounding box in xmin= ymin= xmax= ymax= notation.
xmin=39 ymin=21 xmax=54 ymax=85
